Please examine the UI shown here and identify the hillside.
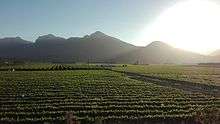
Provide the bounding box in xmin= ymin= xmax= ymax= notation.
xmin=113 ymin=41 xmax=209 ymax=64
xmin=0 ymin=37 xmax=32 ymax=58
xmin=0 ymin=32 xmax=219 ymax=64
xmin=0 ymin=31 xmax=136 ymax=62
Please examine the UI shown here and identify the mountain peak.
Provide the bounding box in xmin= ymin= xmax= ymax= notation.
xmin=90 ymin=31 xmax=107 ymax=38
xmin=147 ymin=41 xmax=171 ymax=48
xmin=14 ymin=37 xmax=22 ymax=40
xmin=0 ymin=37 xmax=30 ymax=45
xmin=35 ymin=34 xmax=66 ymax=44
xmin=1 ymin=36 xmax=23 ymax=40
xmin=36 ymin=34 xmax=65 ymax=41
xmin=37 ymin=34 xmax=56 ymax=40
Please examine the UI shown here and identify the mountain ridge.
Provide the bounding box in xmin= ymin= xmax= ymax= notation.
xmin=0 ymin=31 xmax=219 ymax=64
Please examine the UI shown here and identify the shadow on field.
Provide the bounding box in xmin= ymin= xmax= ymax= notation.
xmin=112 ymin=70 xmax=220 ymax=97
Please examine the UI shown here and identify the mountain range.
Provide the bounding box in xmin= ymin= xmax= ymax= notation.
xmin=0 ymin=31 xmax=219 ymax=64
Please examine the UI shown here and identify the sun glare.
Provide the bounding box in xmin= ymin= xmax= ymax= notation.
xmin=137 ymin=0 xmax=220 ymax=54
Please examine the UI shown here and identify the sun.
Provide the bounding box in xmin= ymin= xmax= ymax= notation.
xmin=136 ymin=0 xmax=220 ymax=54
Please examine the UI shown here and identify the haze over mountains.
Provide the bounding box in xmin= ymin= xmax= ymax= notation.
xmin=0 ymin=31 xmax=219 ymax=64
xmin=211 ymin=49 xmax=220 ymax=57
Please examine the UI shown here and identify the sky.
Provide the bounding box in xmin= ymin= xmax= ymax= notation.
xmin=0 ymin=0 xmax=177 ymax=41
xmin=1 ymin=0 xmax=220 ymax=54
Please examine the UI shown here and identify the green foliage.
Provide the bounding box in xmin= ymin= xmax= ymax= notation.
xmin=0 ymin=69 xmax=219 ymax=123
xmin=194 ymin=107 xmax=220 ymax=124
xmin=112 ymin=64 xmax=220 ymax=86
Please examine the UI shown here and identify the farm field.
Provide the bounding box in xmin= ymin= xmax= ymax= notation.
xmin=112 ymin=64 xmax=220 ymax=86
xmin=0 ymin=63 xmax=101 ymax=70
xmin=2 ymin=0 xmax=220 ymax=123
xmin=0 ymin=68 xmax=219 ymax=124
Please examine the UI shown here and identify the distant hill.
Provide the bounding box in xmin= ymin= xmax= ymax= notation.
xmin=0 ymin=31 xmax=136 ymax=62
xmin=0 ymin=32 xmax=219 ymax=64
xmin=211 ymin=49 xmax=220 ymax=56
xmin=0 ymin=37 xmax=31 ymax=58
xmin=113 ymin=41 xmax=210 ymax=64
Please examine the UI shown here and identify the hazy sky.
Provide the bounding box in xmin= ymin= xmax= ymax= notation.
xmin=1 ymin=0 xmax=220 ymax=54
xmin=0 ymin=0 xmax=176 ymax=42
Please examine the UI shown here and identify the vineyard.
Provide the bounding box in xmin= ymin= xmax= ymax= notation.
xmin=112 ymin=64 xmax=220 ymax=86
xmin=0 ymin=64 xmax=219 ymax=124
xmin=0 ymin=63 xmax=107 ymax=71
